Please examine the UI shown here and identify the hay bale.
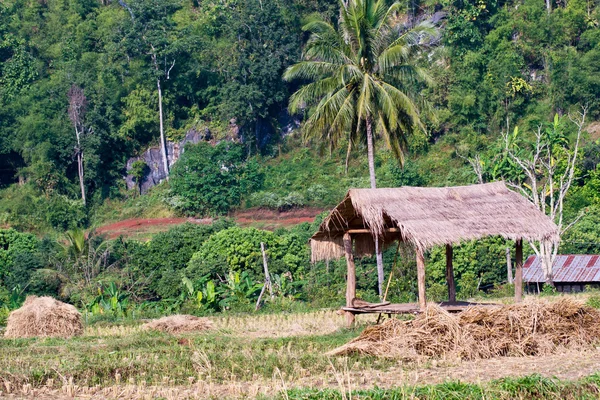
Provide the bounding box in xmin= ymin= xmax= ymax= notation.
xmin=4 ymin=296 xmax=83 ymax=339
xmin=143 ymin=315 xmax=212 ymax=334
xmin=329 ymin=298 xmax=600 ymax=360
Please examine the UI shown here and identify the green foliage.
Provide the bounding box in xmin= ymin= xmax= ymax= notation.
xmin=0 ymin=228 xmax=39 ymax=288
xmin=427 ymin=237 xmax=511 ymax=291
xmin=86 ymin=282 xmax=130 ymax=317
xmin=561 ymin=206 xmax=600 ymax=254
xmin=284 ymin=0 xmax=437 ymax=172
xmin=170 ymin=142 xmax=263 ymax=216
xmin=586 ymin=292 xmax=600 ymax=309
xmin=130 ymin=160 xmax=149 ymax=195
xmin=122 ymin=220 xmax=233 ymax=300
xmin=187 ymin=226 xmax=307 ymax=283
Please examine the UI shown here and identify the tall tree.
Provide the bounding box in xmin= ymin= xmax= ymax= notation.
xmin=67 ymin=85 xmax=88 ymax=205
xmin=284 ymin=0 xmax=436 ymax=296
xmin=122 ymin=0 xmax=184 ymax=179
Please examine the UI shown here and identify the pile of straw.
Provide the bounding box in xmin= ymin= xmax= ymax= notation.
xmin=4 ymin=296 xmax=83 ymax=339
xmin=143 ymin=315 xmax=212 ymax=334
xmin=329 ymin=298 xmax=600 ymax=360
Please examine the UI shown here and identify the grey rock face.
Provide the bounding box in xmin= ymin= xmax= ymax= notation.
xmin=125 ymin=128 xmax=211 ymax=194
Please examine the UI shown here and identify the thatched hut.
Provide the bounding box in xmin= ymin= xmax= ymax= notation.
xmin=310 ymin=181 xmax=559 ymax=325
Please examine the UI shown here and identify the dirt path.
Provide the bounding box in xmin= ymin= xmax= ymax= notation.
xmin=95 ymin=217 xmax=212 ymax=240
xmin=95 ymin=208 xmax=325 ymax=240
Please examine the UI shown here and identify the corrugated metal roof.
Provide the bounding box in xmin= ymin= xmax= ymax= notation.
xmin=523 ymin=255 xmax=600 ymax=283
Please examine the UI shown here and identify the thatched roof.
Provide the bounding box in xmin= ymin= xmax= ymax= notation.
xmin=311 ymin=181 xmax=558 ymax=262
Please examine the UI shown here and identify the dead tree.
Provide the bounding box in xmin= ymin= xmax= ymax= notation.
xmin=149 ymin=45 xmax=175 ymax=179
xmin=502 ymin=107 xmax=587 ymax=285
xmin=67 ymin=85 xmax=88 ymax=205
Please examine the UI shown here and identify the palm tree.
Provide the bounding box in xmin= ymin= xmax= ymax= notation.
xmin=284 ymin=0 xmax=436 ymax=297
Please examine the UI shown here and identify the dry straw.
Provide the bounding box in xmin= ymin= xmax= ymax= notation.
xmin=142 ymin=315 xmax=213 ymax=334
xmin=328 ymin=298 xmax=600 ymax=360
xmin=311 ymin=182 xmax=559 ymax=261
xmin=4 ymin=296 xmax=83 ymax=339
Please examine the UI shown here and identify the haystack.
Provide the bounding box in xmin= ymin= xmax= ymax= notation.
xmin=142 ymin=315 xmax=212 ymax=334
xmin=328 ymin=298 xmax=600 ymax=360
xmin=4 ymin=296 xmax=83 ymax=339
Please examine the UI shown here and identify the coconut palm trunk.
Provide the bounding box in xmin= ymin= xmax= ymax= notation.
xmin=366 ymin=116 xmax=385 ymax=297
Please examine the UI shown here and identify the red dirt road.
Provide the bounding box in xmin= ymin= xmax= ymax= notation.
xmin=95 ymin=217 xmax=212 ymax=240
xmin=95 ymin=208 xmax=326 ymax=240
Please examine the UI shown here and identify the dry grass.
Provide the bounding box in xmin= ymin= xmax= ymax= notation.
xmin=4 ymin=296 xmax=83 ymax=339
xmin=142 ymin=315 xmax=213 ymax=334
xmin=329 ymin=298 xmax=600 ymax=360
xmin=3 ymin=298 xmax=600 ymax=399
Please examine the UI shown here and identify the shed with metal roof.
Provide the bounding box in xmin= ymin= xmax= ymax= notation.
xmin=523 ymin=255 xmax=600 ymax=292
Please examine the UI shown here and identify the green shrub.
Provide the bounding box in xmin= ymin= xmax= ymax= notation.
xmin=427 ymin=282 xmax=448 ymax=302
xmin=170 ymin=142 xmax=263 ymax=216
xmin=45 ymin=195 xmax=87 ymax=231
xmin=122 ymin=220 xmax=233 ymax=300
xmin=27 ymin=269 xmax=63 ymax=297
xmin=457 ymin=271 xmax=480 ymax=299
xmin=0 ymin=228 xmax=40 ymax=287
xmin=187 ymin=226 xmax=308 ymax=284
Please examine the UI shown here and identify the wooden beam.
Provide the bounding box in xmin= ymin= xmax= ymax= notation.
xmin=515 ymin=239 xmax=523 ymax=303
xmin=446 ymin=244 xmax=456 ymax=303
xmin=343 ymin=232 xmax=356 ymax=327
xmin=416 ymin=249 xmax=427 ymax=311
xmin=346 ymin=228 xmax=400 ymax=234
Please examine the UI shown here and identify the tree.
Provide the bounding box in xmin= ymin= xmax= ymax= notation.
xmin=67 ymin=85 xmax=89 ymax=205
xmin=284 ymin=0 xmax=436 ymax=296
xmin=122 ymin=0 xmax=184 ymax=179
xmin=496 ymin=109 xmax=587 ymax=286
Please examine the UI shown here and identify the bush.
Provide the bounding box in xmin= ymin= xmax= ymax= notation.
xmin=122 ymin=220 xmax=234 ymax=300
xmin=170 ymin=142 xmax=263 ymax=216
xmin=187 ymin=226 xmax=308 ymax=284
xmin=0 ymin=229 xmax=39 ymax=287
xmin=28 ymin=269 xmax=63 ymax=297
xmin=457 ymin=271 xmax=480 ymax=299
xmin=45 ymin=195 xmax=87 ymax=231
xmin=248 ymin=191 xmax=305 ymax=211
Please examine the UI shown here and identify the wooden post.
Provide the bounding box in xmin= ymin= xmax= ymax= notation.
xmin=515 ymin=239 xmax=523 ymax=303
xmin=446 ymin=244 xmax=456 ymax=303
xmin=416 ymin=249 xmax=427 ymax=311
xmin=343 ymin=232 xmax=356 ymax=327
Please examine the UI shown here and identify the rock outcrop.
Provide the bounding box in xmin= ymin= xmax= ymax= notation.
xmin=125 ymin=128 xmax=210 ymax=194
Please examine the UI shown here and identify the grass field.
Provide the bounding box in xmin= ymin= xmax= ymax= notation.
xmin=2 ymin=298 xmax=600 ymax=399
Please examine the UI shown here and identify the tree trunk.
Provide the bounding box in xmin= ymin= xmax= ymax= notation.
xmin=157 ymin=78 xmax=169 ymax=179
xmin=515 ymin=239 xmax=523 ymax=303
xmin=366 ymin=117 xmax=377 ymax=189
xmin=546 ymin=0 xmax=552 ymax=13
xmin=75 ymin=126 xmax=86 ymax=206
xmin=506 ymin=247 xmax=513 ymax=284
xmin=539 ymin=240 xmax=555 ymax=286
xmin=77 ymin=151 xmax=86 ymax=205
xmin=344 ymin=232 xmax=356 ymax=327
xmin=366 ymin=117 xmax=385 ymax=298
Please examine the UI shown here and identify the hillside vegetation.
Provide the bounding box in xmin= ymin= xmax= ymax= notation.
xmin=1 ymin=0 xmax=600 ymax=325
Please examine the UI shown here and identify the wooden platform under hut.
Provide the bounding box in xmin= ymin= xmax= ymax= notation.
xmin=310 ymin=182 xmax=559 ymax=326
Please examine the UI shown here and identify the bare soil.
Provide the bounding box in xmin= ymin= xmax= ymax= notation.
xmin=94 ymin=207 xmax=325 ymax=240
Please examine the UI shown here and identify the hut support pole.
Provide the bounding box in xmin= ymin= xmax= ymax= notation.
xmin=446 ymin=244 xmax=456 ymax=303
xmin=515 ymin=239 xmax=523 ymax=303
xmin=343 ymin=232 xmax=356 ymax=327
xmin=416 ymin=249 xmax=427 ymax=311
